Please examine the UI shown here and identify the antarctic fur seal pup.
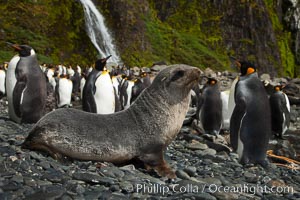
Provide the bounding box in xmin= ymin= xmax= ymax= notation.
xmin=22 ymin=65 xmax=201 ymax=178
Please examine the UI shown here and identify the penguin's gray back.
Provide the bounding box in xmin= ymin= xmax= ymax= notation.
xmin=200 ymin=84 xmax=222 ymax=135
xmin=269 ymin=91 xmax=290 ymax=137
xmin=233 ymin=73 xmax=271 ymax=164
xmin=236 ymin=74 xmax=270 ymax=117
xmin=15 ymin=55 xmax=47 ymax=123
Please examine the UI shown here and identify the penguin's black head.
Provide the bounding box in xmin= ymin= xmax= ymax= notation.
xmin=141 ymin=72 xmax=148 ymax=78
xmin=239 ymin=61 xmax=256 ymax=76
xmin=121 ymin=74 xmax=128 ymax=80
xmin=8 ymin=43 xmax=35 ymax=57
xmin=207 ymin=77 xmax=218 ymax=85
xmin=274 ymin=85 xmax=283 ymax=92
xmin=95 ymin=55 xmax=111 ymax=71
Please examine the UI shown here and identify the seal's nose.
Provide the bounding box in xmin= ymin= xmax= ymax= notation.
xmin=191 ymin=67 xmax=201 ymax=80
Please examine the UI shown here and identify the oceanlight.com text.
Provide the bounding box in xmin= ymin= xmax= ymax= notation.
xmin=135 ymin=183 xmax=294 ymax=196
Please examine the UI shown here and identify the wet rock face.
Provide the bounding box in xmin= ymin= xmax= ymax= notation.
xmin=219 ymin=0 xmax=280 ymax=76
xmin=283 ymin=0 xmax=300 ymax=66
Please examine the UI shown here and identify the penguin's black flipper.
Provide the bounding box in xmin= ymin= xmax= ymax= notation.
xmin=55 ymin=79 xmax=60 ymax=107
xmin=196 ymin=95 xmax=204 ymax=122
xmin=119 ymin=80 xmax=128 ymax=109
xmin=93 ymin=71 xmax=103 ymax=95
xmin=13 ymin=81 xmax=26 ymax=118
xmin=114 ymin=87 xmax=122 ymax=112
xmin=230 ymin=96 xmax=246 ymax=151
xmin=82 ymin=90 xmax=97 ymax=113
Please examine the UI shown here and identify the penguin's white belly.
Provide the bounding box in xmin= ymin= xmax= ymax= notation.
xmin=6 ymin=56 xmax=20 ymax=122
xmin=221 ymin=90 xmax=230 ymax=129
xmin=282 ymin=92 xmax=290 ymax=135
xmin=49 ymin=77 xmax=56 ymax=91
xmin=283 ymin=93 xmax=290 ymax=112
xmin=58 ymin=79 xmax=73 ymax=107
xmin=94 ymin=74 xmax=115 ymax=114
xmin=0 ymin=70 xmax=6 ymax=94
xmin=237 ymin=112 xmax=247 ymax=161
xmin=124 ymin=81 xmax=134 ymax=110
xmin=80 ymin=77 xmax=86 ymax=99
xmin=282 ymin=113 xmax=288 ymax=135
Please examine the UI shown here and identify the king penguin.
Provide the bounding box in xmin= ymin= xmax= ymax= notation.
xmin=6 ymin=43 xmax=47 ymax=123
xmin=269 ymin=85 xmax=290 ymax=138
xmin=230 ymin=61 xmax=271 ymax=166
xmin=119 ymin=75 xmax=135 ymax=110
xmin=55 ymin=74 xmax=73 ymax=108
xmin=82 ymin=55 xmax=115 ymax=114
xmin=130 ymin=78 xmax=146 ymax=104
xmin=199 ymin=77 xmax=223 ymax=135
xmin=71 ymin=65 xmax=82 ymax=97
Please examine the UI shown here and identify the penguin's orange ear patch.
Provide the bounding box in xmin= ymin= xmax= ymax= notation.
xmin=247 ymin=67 xmax=255 ymax=75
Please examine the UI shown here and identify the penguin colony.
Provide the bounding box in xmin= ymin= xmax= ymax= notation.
xmin=0 ymin=43 xmax=292 ymax=177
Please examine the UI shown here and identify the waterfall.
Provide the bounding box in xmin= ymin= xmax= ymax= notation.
xmin=79 ymin=0 xmax=121 ymax=63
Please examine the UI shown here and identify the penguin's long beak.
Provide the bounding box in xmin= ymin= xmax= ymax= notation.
xmin=101 ymin=55 xmax=112 ymax=63
xmin=6 ymin=42 xmax=21 ymax=51
xmin=105 ymin=55 xmax=112 ymax=61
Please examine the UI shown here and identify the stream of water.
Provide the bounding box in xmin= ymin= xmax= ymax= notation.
xmin=79 ymin=0 xmax=121 ymax=63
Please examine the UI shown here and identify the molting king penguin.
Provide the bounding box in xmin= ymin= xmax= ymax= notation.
xmin=199 ymin=77 xmax=223 ymax=135
xmin=269 ymin=85 xmax=290 ymax=138
xmin=230 ymin=61 xmax=271 ymax=166
xmin=82 ymin=55 xmax=115 ymax=114
xmin=6 ymin=43 xmax=47 ymax=123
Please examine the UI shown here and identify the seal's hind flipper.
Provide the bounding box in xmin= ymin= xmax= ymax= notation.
xmin=22 ymin=140 xmax=67 ymax=162
xmin=140 ymin=147 xmax=176 ymax=179
xmin=152 ymin=160 xmax=176 ymax=179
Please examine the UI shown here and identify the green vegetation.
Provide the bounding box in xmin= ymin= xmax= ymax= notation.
xmin=0 ymin=0 xmax=97 ymax=66
xmin=144 ymin=5 xmax=229 ymax=70
xmin=264 ymin=0 xmax=296 ymax=77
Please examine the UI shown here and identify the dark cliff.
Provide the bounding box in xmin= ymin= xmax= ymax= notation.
xmin=0 ymin=0 xmax=299 ymax=77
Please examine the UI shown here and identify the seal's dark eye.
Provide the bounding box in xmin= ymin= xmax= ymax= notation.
xmin=171 ymin=70 xmax=185 ymax=81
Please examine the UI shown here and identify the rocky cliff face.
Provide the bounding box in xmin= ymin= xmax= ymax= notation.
xmin=282 ymin=0 xmax=300 ymax=75
xmin=0 ymin=0 xmax=299 ymax=77
xmin=99 ymin=0 xmax=299 ymax=77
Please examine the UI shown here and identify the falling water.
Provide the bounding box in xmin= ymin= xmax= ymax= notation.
xmin=79 ymin=0 xmax=121 ymax=63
